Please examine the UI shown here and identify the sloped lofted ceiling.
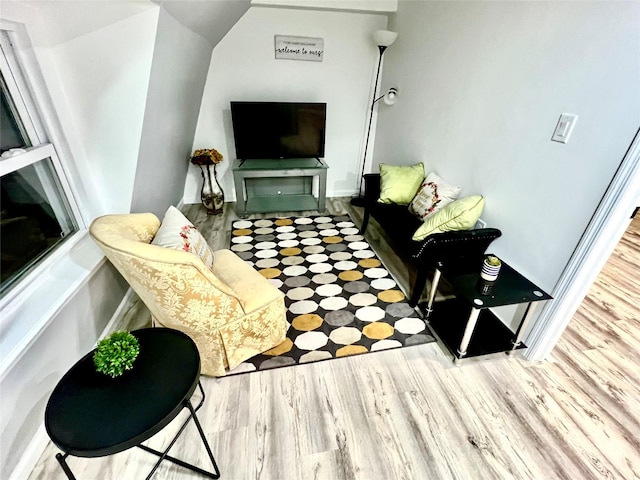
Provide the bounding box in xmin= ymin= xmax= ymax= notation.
xmin=152 ymin=0 xmax=251 ymax=46
xmin=251 ymin=0 xmax=397 ymax=13
xmin=18 ymin=0 xmax=392 ymax=48
xmin=17 ymin=0 xmax=156 ymax=46
xmin=152 ymin=0 xmax=396 ymax=46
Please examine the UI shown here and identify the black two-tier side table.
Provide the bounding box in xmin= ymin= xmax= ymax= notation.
xmin=420 ymin=257 xmax=552 ymax=364
xmin=45 ymin=328 xmax=220 ymax=479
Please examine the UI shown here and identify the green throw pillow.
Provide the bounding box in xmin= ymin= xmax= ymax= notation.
xmin=378 ymin=163 xmax=425 ymax=205
xmin=412 ymin=195 xmax=485 ymax=241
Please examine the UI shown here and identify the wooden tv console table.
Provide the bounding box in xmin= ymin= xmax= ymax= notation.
xmin=232 ymin=158 xmax=328 ymax=218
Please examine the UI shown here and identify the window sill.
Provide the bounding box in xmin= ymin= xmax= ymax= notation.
xmin=0 ymin=230 xmax=106 ymax=377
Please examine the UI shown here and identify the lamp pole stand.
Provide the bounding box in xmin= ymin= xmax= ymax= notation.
xmin=351 ymin=45 xmax=387 ymax=207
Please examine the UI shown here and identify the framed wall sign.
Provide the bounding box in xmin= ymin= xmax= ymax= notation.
xmin=274 ymin=35 xmax=324 ymax=62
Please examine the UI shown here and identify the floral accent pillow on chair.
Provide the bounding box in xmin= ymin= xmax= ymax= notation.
xmin=152 ymin=206 xmax=215 ymax=268
xmin=408 ymin=171 xmax=462 ymax=220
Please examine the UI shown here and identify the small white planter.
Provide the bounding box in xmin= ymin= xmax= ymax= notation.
xmin=480 ymin=255 xmax=502 ymax=282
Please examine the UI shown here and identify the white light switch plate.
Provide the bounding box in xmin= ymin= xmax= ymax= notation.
xmin=551 ymin=113 xmax=578 ymax=143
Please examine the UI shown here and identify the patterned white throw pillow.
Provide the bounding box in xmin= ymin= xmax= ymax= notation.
xmin=408 ymin=171 xmax=462 ymax=220
xmin=152 ymin=206 xmax=214 ymax=268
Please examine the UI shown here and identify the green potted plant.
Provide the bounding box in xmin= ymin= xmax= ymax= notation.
xmin=93 ymin=331 xmax=140 ymax=378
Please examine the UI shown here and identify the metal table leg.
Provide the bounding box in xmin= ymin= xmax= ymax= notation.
xmin=509 ymin=302 xmax=539 ymax=354
xmin=423 ymin=268 xmax=442 ymax=318
xmin=317 ymin=169 xmax=327 ymax=212
xmin=234 ymin=170 xmax=247 ymax=218
xmin=456 ymin=307 xmax=481 ymax=361
xmin=139 ymin=382 xmax=220 ymax=479
xmin=54 ymin=382 xmax=220 ymax=480
xmin=55 ymin=453 xmax=77 ymax=480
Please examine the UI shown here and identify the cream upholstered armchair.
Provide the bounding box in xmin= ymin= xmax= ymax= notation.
xmin=89 ymin=212 xmax=287 ymax=377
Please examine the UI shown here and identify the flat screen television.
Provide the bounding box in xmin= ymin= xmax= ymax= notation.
xmin=230 ymin=102 xmax=326 ymax=160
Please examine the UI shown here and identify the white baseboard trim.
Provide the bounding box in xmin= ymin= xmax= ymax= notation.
xmin=8 ymin=287 xmax=137 ymax=480
xmin=9 ymin=424 xmax=49 ymax=480
xmin=98 ymin=287 xmax=138 ymax=338
xmin=331 ymin=189 xmax=359 ymax=198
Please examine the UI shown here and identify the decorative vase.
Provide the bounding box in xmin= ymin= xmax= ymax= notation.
xmin=199 ymin=164 xmax=224 ymax=215
xmin=477 ymin=255 xmax=502 ymax=295
xmin=480 ymin=255 xmax=502 ymax=282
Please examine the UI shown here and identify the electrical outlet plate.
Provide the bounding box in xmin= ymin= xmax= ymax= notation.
xmin=551 ymin=113 xmax=578 ymax=143
xmin=475 ymin=218 xmax=487 ymax=229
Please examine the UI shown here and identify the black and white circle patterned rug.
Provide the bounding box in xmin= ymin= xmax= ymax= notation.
xmin=227 ymin=214 xmax=435 ymax=375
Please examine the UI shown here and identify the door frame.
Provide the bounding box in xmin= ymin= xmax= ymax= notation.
xmin=524 ymin=128 xmax=640 ymax=360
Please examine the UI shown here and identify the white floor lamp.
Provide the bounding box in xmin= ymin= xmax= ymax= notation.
xmin=351 ymin=29 xmax=399 ymax=206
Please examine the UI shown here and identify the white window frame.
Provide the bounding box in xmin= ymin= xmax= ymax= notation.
xmin=0 ymin=28 xmax=46 ymax=145
xmin=0 ymin=24 xmax=86 ymax=303
xmin=0 ymin=144 xmax=79 ymax=234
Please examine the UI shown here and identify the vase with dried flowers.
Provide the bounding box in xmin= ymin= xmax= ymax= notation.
xmin=190 ymin=148 xmax=224 ymax=215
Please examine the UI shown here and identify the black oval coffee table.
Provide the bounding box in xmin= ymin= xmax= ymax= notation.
xmin=45 ymin=328 xmax=220 ymax=479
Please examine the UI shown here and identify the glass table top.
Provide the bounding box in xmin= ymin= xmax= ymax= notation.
xmin=443 ymin=257 xmax=552 ymax=309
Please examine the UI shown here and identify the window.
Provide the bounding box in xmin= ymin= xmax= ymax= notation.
xmin=0 ymin=29 xmax=80 ymax=296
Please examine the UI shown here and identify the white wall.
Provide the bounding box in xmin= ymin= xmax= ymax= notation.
xmin=0 ymin=4 xmax=158 ymax=478
xmin=0 ymin=238 xmax=129 ymax=480
xmin=2 ymin=3 xmax=254 ymax=477
xmin=131 ymin=7 xmax=213 ymax=217
xmin=373 ymin=1 xmax=640 ymax=330
xmin=185 ymin=6 xmax=388 ymax=203
xmin=31 ymin=3 xmax=159 ymax=215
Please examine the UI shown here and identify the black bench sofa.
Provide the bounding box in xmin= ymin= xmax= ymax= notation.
xmin=360 ymin=173 xmax=502 ymax=306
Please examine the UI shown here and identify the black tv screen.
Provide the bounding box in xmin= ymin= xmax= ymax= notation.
xmin=230 ymin=102 xmax=326 ymax=160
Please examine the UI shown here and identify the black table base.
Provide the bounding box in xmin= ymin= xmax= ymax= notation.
xmin=54 ymin=382 xmax=220 ymax=480
xmin=420 ymin=257 xmax=551 ymax=363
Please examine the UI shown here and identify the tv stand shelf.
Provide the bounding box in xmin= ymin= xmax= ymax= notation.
xmin=232 ymin=158 xmax=328 ymax=218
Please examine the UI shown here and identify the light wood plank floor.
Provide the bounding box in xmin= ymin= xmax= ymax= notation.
xmin=28 ymin=201 xmax=640 ymax=480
